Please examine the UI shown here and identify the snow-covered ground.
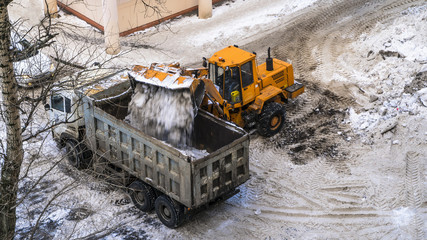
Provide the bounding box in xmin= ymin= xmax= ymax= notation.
xmin=12 ymin=0 xmax=318 ymax=69
xmin=345 ymin=5 xmax=427 ymax=135
xmin=3 ymin=0 xmax=426 ymax=239
xmin=128 ymin=0 xmax=316 ymax=49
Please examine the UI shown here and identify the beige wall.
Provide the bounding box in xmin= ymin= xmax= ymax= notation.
xmin=59 ymin=0 xmax=209 ymax=35
xmin=60 ymin=0 xmax=103 ymax=28
xmin=119 ymin=0 xmax=198 ymax=33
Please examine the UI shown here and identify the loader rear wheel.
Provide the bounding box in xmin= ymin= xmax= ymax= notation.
xmin=257 ymin=102 xmax=286 ymax=137
xmin=129 ymin=181 xmax=155 ymax=212
xmin=155 ymin=195 xmax=184 ymax=228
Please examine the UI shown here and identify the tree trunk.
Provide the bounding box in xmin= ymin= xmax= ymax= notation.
xmin=0 ymin=1 xmax=24 ymax=239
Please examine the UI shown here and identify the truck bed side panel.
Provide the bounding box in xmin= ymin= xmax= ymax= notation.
xmin=83 ymin=100 xmax=193 ymax=207
xmin=192 ymin=136 xmax=250 ymax=207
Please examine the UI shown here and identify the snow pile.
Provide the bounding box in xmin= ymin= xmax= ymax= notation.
xmin=126 ymin=83 xmax=194 ymax=147
xmin=347 ymin=108 xmax=380 ymax=132
xmin=129 ymin=66 xmax=194 ymax=89
xmin=418 ymin=87 xmax=427 ymax=106
xmin=182 ymin=148 xmax=209 ymax=159
xmin=355 ymin=5 xmax=426 ymax=65
xmin=346 ymin=5 xmax=427 ymax=134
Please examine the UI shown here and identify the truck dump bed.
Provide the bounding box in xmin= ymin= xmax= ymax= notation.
xmin=82 ymin=81 xmax=250 ymax=208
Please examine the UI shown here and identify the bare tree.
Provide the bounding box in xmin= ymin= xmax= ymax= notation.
xmin=0 ymin=0 xmax=171 ymax=238
xmin=0 ymin=1 xmax=25 ymax=239
xmin=0 ymin=1 xmax=102 ymax=238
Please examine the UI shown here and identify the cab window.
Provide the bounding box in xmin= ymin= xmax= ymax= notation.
xmin=223 ymin=67 xmax=242 ymax=103
xmin=51 ymin=95 xmax=64 ymax=112
xmin=51 ymin=95 xmax=71 ymax=113
xmin=65 ymin=98 xmax=71 ymax=113
xmin=209 ymin=63 xmax=225 ymax=88
xmin=241 ymin=61 xmax=254 ymax=88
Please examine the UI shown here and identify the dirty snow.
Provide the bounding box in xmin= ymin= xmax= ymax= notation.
xmin=126 ymin=83 xmax=195 ymax=147
xmin=344 ymin=5 xmax=427 ymax=134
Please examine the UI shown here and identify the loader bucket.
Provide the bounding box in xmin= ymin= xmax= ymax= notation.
xmin=128 ymin=64 xmax=206 ymax=115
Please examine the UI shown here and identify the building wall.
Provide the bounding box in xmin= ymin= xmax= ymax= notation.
xmin=58 ymin=0 xmax=103 ymax=29
xmin=58 ymin=0 xmax=221 ymax=36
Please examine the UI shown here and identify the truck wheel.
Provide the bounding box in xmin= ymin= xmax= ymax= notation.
xmin=65 ymin=140 xmax=82 ymax=169
xmin=79 ymin=144 xmax=93 ymax=169
xmin=257 ymin=102 xmax=286 ymax=137
xmin=155 ymin=195 xmax=184 ymax=228
xmin=129 ymin=181 xmax=155 ymax=212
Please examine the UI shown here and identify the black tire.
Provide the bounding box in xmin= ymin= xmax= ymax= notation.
xmin=129 ymin=181 xmax=155 ymax=212
xmin=65 ymin=140 xmax=92 ymax=169
xmin=257 ymin=102 xmax=286 ymax=137
xmin=65 ymin=140 xmax=82 ymax=169
xmin=79 ymin=144 xmax=93 ymax=169
xmin=155 ymin=195 xmax=184 ymax=228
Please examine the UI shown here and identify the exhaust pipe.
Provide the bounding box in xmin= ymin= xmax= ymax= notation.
xmin=266 ymin=47 xmax=273 ymax=71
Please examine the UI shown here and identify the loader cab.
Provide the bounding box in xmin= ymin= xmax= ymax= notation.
xmin=209 ymin=64 xmax=242 ymax=103
xmin=208 ymin=46 xmax=258 ymax=106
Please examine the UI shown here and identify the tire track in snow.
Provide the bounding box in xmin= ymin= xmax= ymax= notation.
xmin=404 ymin=151 xmax=424 ymax=239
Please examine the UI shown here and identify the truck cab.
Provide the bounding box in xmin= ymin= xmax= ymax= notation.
xmin=45 ymin=68 xmax=129 ymax=143
xmin=47 ymin=88 xmax=83 ymax=141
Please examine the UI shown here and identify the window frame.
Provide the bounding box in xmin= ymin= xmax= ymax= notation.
xmin=241 ymin=61 xmax=254 ymax=88
xmin=51 ymin=95 xmax=64 ymax=112
xmin=51 ymin=95 xmax=71 ymax=113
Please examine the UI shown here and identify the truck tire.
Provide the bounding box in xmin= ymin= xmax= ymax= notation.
xmin=155 ymin=195 xmax=184 ymax=228
xmin=129 ymin=181 xmax=155 ymax=212
xmin=257 ymin=102 xmax=286 ymax=137
xmin=65 ymin=140 xmax=92 ymax=169
xmin=79 ymin=144 xmax=93 ymax=169
xmin=65 ymin=140 xmax=82 ymax=169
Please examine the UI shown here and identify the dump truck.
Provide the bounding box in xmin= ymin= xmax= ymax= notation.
xmin=45 ymin=68 xmax=250 ymax=228
xmin=129 ymin=45 xmax=304 ymax=137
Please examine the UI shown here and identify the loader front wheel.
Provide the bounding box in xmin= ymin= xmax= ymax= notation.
xmin=257 ymin=102 xmax=286 ymax=137
xmin=129 ymin=181 xmax=155 ymax=212
xmin=155 ymin=195 xmax=184 ymax=228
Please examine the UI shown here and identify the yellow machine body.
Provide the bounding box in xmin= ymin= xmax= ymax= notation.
xmin=202 ymin=46 xmax=304 ymax=128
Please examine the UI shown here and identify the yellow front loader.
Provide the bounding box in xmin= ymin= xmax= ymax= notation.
xmin=129 ymin=45 xmax=304 ymax=137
